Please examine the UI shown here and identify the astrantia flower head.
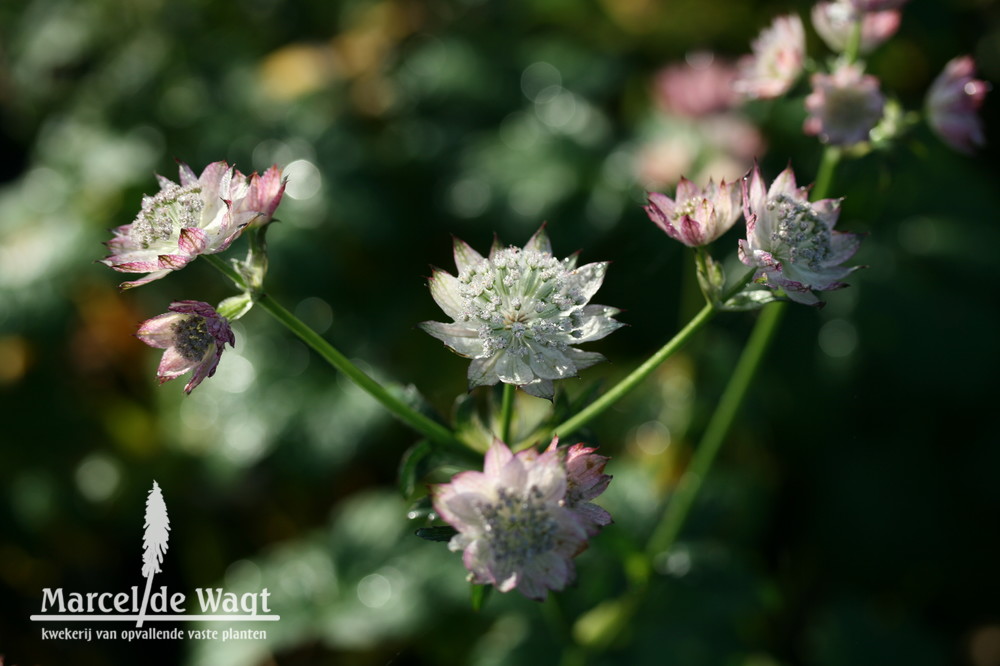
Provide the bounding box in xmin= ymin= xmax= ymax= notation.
xmin=135 ymin=300 xmax=235 ymax=393
xmin=812 ymin=1 xmax=901 ymax=54
xmin=734 ymin=14 xmax=806 ymax=100
xmin=653 ymin=52 xmax=739 ymax=118
xmin=926 ymin=56 xmax=989 ymax=154
xmin=102 ymin=162 xmax=282 ymax=289
xmin=644 ymin=177 xmax=741 ymax=247
xmin=432 ymin=438 xmax=609 ymax=600
xmin=554 ymin=439 xmax=613 ymax=536
xmin=739 ymin=162 xmax=862 ymax=306
xmin=419 ymin=227 xmax=623 ymax=400
xmin=852 ymin=0 xmax=908 ymax=11
xmin=804 ymin=63 xmax=885 ymax=146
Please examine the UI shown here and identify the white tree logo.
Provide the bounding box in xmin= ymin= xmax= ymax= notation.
xmin=136 ymin=480 xmax=170 ymax=628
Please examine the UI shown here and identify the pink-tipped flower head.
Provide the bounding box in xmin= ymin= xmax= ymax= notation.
xmin=812 ymin=1 xmax=901 ymax=54
xmin=926 ymin=56 xmax=989 ymax=154
xmin=135 ymin=301 xmax=235 ymax=393
xmin=101 ymin=162 xmax=284 ymax=289
xmin=644 ymin=177 xmax=741 ymax=247
xmin=238 ymin=165 xmax=287 ymax=228
xmin=432 ymin=438 xmax=610 ymax=600
xmin=735 ymin=14 xmax=806 ymax=100
xmin=804 ymin=63 xmax=885 ymax=145
xmin=653 ymin=52 xmax=739 ymax=118
xmin=418 ymin=227 xmax=623 ymax=400
xmin=739 ymin=163 xmax=862 ymax=306
xmin=553 ymin=439 xmax=613 ymax=536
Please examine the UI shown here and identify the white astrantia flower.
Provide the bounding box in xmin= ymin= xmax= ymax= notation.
xmin=739 ymin=162 xmax=863 ymax=307
xmin=419 ymin=227 xmax=623 ymax=400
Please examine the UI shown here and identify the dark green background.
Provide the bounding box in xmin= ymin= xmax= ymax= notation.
xmin=1 ymin=0 xmax=998 ymax=664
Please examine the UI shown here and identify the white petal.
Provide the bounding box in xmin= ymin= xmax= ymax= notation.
xmin=418 ymin=321 xmax=483 ymax=357
xmin=428 ymin=270 xmax=466 ymax=320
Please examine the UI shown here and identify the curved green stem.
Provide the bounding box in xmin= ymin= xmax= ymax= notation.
xmin=202 ymin=254 xmax=468 ymax=453
xmin=645 ymin=301 xmax=785 ymax=557
xmin=551 ymin=303 xmax=716 ymax=439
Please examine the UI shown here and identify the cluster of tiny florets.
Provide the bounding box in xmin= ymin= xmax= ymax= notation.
xmin=170 ymin=315 xmax=213 ymax=362
xmin=768 ymin=195 xmax=834 ymax=268
xmin=130 ymin=184 xmax=204 ymax=248
xmin=457 ymin=248 xmax=589 ymax=358
xmin=477 ymin=486 xmax=558 ymax=571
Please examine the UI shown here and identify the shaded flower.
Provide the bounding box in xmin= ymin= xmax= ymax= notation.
xmin=555 ymin=439 xmax=613 ymax=536
xmin=734 ymin=15 xmax=805 ymax=100
xmin=653 ymin=52 xmax=739 ymax=118
xmin=804 ymin=62 xmax=885 ymax=145
xmin=101 ymin=162 xmax=279 ymax=289
xmin=644 ymin=176 xmax=741 ymax=247
xmin=135 ymin=301 xmax=235 ymax=393
xmin=812 ymin=1 xmax=900 ymax=54
xmin=432 ymin=438 xmax=609 ymax=600
xmin=419 ymin=227 xmax=622 ymax=400
xmin=926 ymin=56 xmax=989 ymax=154
xmin=739 ymin=163 xmax=862 ymax=306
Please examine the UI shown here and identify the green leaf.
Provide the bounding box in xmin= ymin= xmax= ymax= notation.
xmin=398 ymin=440 xmax=432 ymax=498
xmin=414 ymin=525 xmax=458 ymax=542
xmin=470 ymin=583 xmax=491 ymax=611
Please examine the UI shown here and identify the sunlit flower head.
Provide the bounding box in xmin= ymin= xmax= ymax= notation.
xmin=926 ymin=56 xmax=989 ymax=154
xmin=432 ymin=438 xmax=608 ymax=600
xmin=644 ymin=177 xmax=741 ymax=247
xmin=812 ymin=1 xmax=900 ymax=54
xmin=135 ymin=300 xmax=235 ymax=393
xmin=653 ymin=52 xmax=739 ymax=118
xmin=102 ymin=162 xmax=283 ymax=289
xmin=419 ymin=227 xmax=622 ymax=400
xmin=804 ymin=63 xmax=885 ymax=145
xmin=734 ymin=14 xmax=806 ymax=100
xmin=739 ymin=163 xmax=862 ymax=306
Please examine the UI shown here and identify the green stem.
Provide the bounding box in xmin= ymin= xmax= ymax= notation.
xmin=645 ymin=301 xmax=785 ymax=557
xmin=551 ymin=303 xmax=716 ymax=439
xmin=202 ymin=254 xmax=468 ymax=453
xmin=499 ymin=383 xmax=515 ymax=444
xmin=812 ymin=146 xmax=842 ymax=203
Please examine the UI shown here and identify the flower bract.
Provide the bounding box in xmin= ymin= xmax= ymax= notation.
xmin=738 ymin=163 xmax=862 ymax=306
xmin=419 ymin=227 xmax=622 ymax=400
xmin=135 ymin=300 xmax=235 ymax=393
xmin=812 ymin=1 xmax=901 ymax=54
xmin=644 ymin=176 xmax=741 ymax=247
xmin=432 ymin=438 xmax=610 ymax=600
xmin=102 ymin=161 xmax=284 ymax=289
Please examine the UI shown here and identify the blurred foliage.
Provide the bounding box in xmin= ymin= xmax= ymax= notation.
xmin=2 ymin=0 xmax=1000 ymax=664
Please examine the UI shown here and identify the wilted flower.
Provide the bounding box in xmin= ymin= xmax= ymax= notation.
xmin=419 ymin=227 xmax=622 ymax=400
xmin=739 ymin=163 xmax=862 ymax=306
xmin=734 ymin=14 xmax=806 ymax=100
xmin=135 ymin=300 xmax=235 ymax=393
xmin=653 ymin=52 xmax=739 ymax=118
xmin=432 ymin=438 xmax=610 ymax=600
xmin=102 ymin=162 xmax=283 ymax=289
xmin=926 ymin=56 xmax=989 ymax=154
xmin=812 ymin=1 xmax=900 ymax=54
xmin=645 ymin=176 xmax=741 ymax=247
xmin=804 ymin=63 xmax=885 ymax=145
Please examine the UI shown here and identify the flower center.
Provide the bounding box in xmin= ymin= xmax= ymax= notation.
xmin=130 ymin=184 xmax=204 ymax=248
xmin=456 ymin=248 xmax=585 ymax=357
xmin=171 ymin=315 xmax=214 ymax=362
xmin=477 ymin=486 xmax=557 ymax=570
xmin=769 ymin=194 xmax=833 ymax=268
